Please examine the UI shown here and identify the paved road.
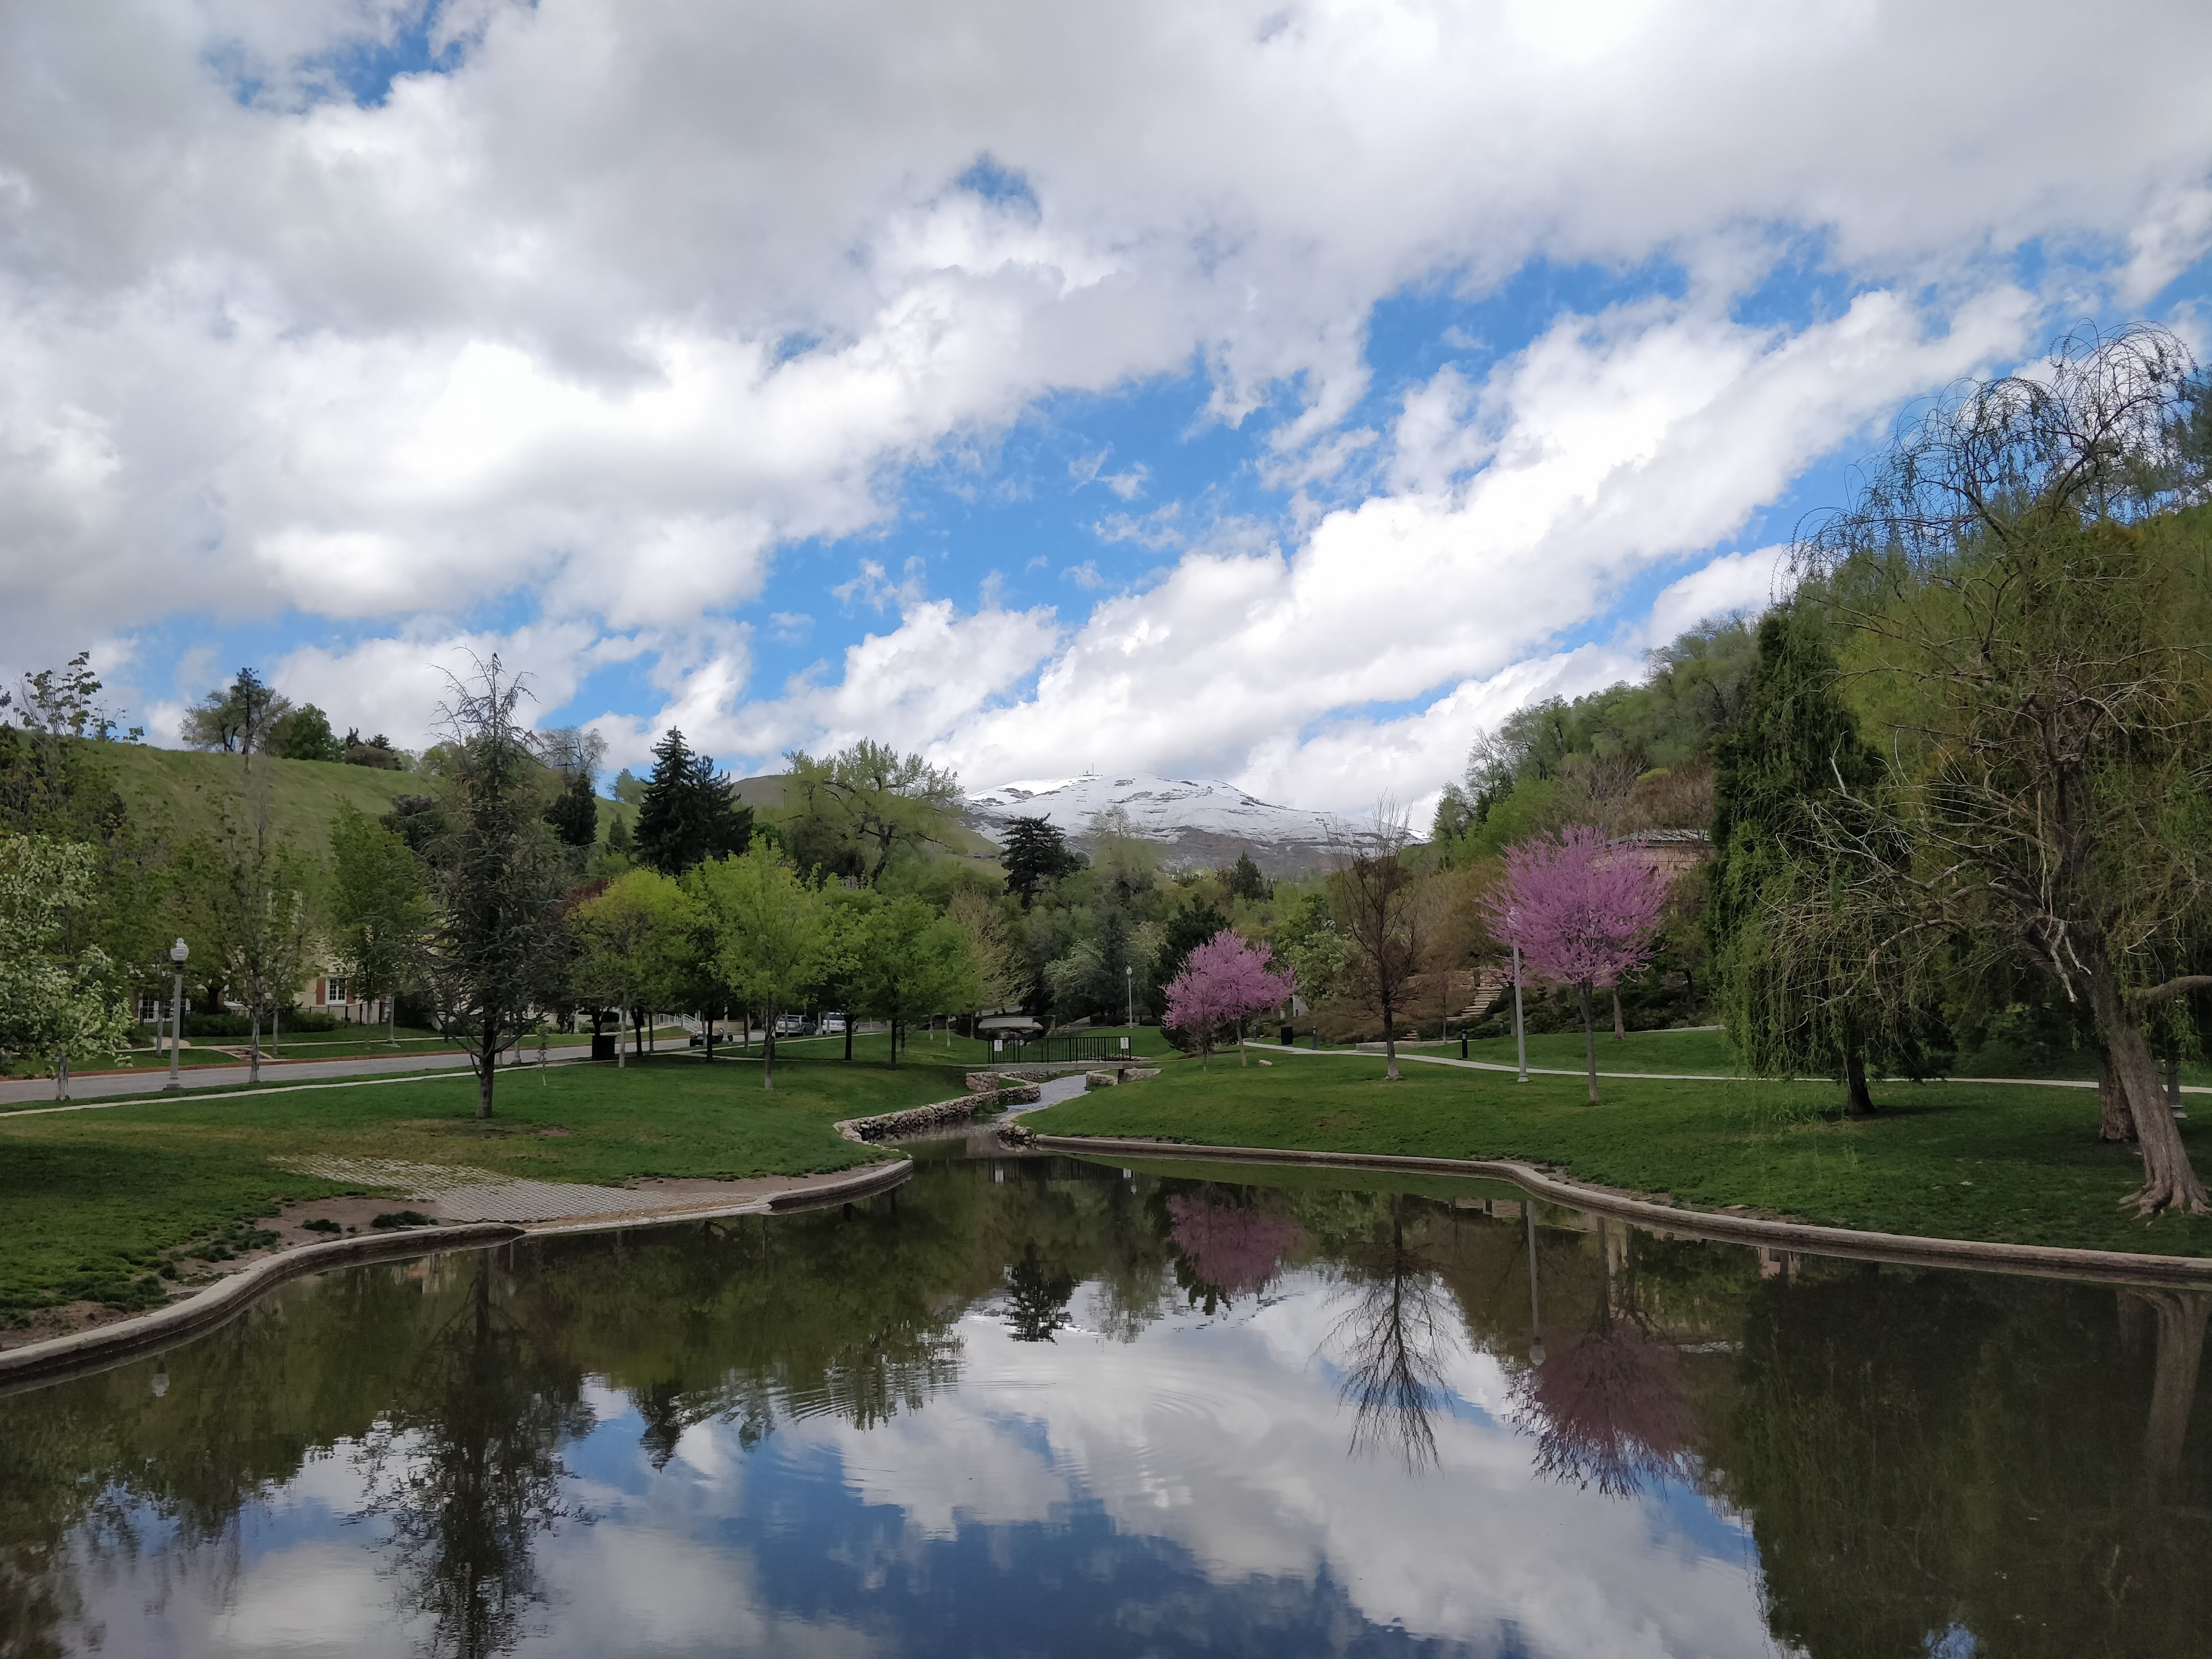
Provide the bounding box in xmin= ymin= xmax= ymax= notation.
xmin=0 ymin=1046 xmax=592 ymax=1110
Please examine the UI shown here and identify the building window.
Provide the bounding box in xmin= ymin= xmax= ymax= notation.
xmin=138 ymin=992 xmax=159 ymax=1022
xmin=327 ymin=976 xmax=348 ymax=1005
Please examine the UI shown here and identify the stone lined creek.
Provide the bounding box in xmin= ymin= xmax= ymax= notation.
xmin=3 ymin=1139 xmax=2209 ymax=1657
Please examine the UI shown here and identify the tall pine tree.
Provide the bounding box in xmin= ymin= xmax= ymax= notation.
xmin=544 ymin=765 xmax=600 ymax=848
xmin=634 ymin=728 xmax=752 ymax=875
xmin=1000 ymin=815 xmax=1081 ymax=904
xmin=1708 ymin=607 xmax=1938 ymax=1115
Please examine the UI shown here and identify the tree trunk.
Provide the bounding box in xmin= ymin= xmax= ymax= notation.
xmin=844 ymin=1013 xmax=854 ymax=1061
xmin=2099 ymin=1045 xmax=2135 ymax=1142
xmin=1611 ymin=987 xmax=1625 ymax=1041
xmin=763 ymin=1010 xmax=775 ymax=1089
xmin=1238 ymin=1021 xmax=1248 ymax=1067
xmin=476 ymin=1009 xmax=496 ymax=1119
xmin=249 ymin=974 xmax=263 ymax=1085
xmin=53 ymin=1054 xmax=68 ymax=1101
xmin=1382 ymin=996 xmax=1399 ymax=1081
xmin=2091 ymin=965 xmax=2207 ymax=1214
xmin=388 ymin=995 xmax=397 ymax=1048
xmin=2166 ymin=1042 xmax=2186 ymax=1118
xmin=1578 ymin=981 xmax=1598 ymax=1104
xmin=704 ymin=1011 xmax=715 ymax=1061
xmin=1843 ymin=1044 xmax=1873 ymax=1118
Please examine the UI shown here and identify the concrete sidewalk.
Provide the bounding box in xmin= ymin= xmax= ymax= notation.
xmin=1275 ymin=1042 xmax=2211 ymax=1094
xmin=0 ymin=1046 xmax=592 ymax=1109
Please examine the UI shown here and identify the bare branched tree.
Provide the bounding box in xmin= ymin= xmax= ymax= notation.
xmin=1332 ymin=803 xmax=1426 ymax=1079
xmin=1793 ymin=323 xmax=2212 ymax=1213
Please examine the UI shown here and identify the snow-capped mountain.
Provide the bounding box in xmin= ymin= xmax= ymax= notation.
xmin=965 ymin=774 xmax=1372 ymax=874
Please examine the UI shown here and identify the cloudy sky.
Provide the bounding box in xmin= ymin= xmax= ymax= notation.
xmin=4 ymin=0 xmax=2209 ymax=810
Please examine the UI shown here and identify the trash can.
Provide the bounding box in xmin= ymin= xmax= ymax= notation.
xmin=1279 ymin=1024 xmax=1295 ymax=1046
xmin=590 ymin=1023 xmax=616 ymax=1062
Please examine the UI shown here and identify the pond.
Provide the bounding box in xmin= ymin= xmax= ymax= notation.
xmin=3 ymin=1140 xmax=2209 ymax=1658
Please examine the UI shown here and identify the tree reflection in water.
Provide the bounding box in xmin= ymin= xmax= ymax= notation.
xmin=352 ymin=1255 xmax=592 ymax=1659
xmin=1002 ymin=1244 xmax=1078 ymax=1341
xmin=1166 ymin=1188 xmax=1306 ymax=1310
xmin=1510 ymin=1218 xmax=1692 ymax=1498
xmin=1332 ymin=1197 xmax=1457 ymax=1471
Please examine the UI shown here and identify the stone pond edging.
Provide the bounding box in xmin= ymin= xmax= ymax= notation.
xmin=0 ymin=1158 xmax=913 ymax=1396
xmin=1011 ymin=1130 xmax=2212 ymax=1290
xmin=831 ymin=1076 xmax=1043 ymax=1142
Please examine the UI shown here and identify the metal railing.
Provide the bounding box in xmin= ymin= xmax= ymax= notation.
xmin=989 ymin=1033 xmax=1133 ymax=1064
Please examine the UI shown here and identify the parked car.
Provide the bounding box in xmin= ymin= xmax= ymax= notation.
xmin=816 ymin=1010 xmax=846 ymax=1035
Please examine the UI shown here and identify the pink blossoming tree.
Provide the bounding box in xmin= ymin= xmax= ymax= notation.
xmin=1482 ymin=826 xmax=1668 ymax=1103
xmin=1164 ymin=929 xmax=1297 ymax=1069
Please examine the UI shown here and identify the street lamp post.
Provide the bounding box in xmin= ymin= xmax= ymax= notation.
xmin=1125 ymin=964 xmax=1134 ymax=1030
xmin=166 ymin=937 xmax=189 ymax=1092
xmin=1512 ymin=941 xmax=1527 ymax=1084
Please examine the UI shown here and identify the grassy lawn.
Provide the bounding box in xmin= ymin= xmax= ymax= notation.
xmin=0 ymin=1051 xmax=980 ymax=1318
xmin=1025 ymin=1049 xmax=2212 ymax=1257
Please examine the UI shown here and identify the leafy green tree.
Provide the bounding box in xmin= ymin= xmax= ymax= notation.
xmin=1000 ymin=815 xmax=1082 ymax=904
xmin=574 ymin=869 xmax=699 ymax=1065
xmin=203 ymin=795 xmax=319 ymax=1083
xmin=1708 ymin=608 xmax=1945 ymax=1115
xmin=635 ymin=728 xmax=752 ymax=874
xmin=341 ymin=727 xmax=405 ymax=769
xmin=272 ymin=703 xmax=345 ymax=762
xmin=1797 ymin=324 xmax=2212 ymax=1213
xmin=854 ymin=896 xmax=978 ymax=1064
xmin=328 ymin=802 xmax=429 ymax=1046
xmin=691 ymin=841 xmax=827 ymax=1089
xmin=0 ymin=833 xmax=133 ymax=1096
xmin=784 ymin=740 xmax=961 ymax=885
xmin=415 ymin=657 xmax=574 ymax=1120
xmin=180 ymin=668 xmax=290 ymax=766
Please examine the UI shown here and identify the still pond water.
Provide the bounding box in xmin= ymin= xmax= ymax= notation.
xmin=4 ymin=1140 xmax=2209 ymax=1658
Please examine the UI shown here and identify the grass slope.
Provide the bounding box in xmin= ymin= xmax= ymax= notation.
xmin=88 ymin=741 xmax=623 ymax=854
xmin=1026 ymin=1051 xmax=2212 ymax=1257
xmin=0 ymin=1051 xmax=979 ymax=1316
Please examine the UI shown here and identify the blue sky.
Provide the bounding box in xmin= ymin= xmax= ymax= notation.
xmin=2 ymin=1 xmax=2208 ymax=813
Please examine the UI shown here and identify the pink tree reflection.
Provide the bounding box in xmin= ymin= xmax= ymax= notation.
xmin=1166 ymin=1192 xmax=1306 ymax=1300
xmin=1512 ymin=1317 xmax=1694 ymax=1497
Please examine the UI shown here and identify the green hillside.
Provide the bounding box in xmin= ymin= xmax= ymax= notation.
xmin=83 ymin=743 xmax=619 ymax=856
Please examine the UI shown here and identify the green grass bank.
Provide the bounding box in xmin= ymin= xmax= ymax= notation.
xmin=1025 ymin=1049 xmax=2212 ymax=1258
xmin=0 ymin=1050 xmax=980 ymax=1320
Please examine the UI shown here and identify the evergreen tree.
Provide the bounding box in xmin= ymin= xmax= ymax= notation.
xmin=1707 ymin=607 xmax=1937 ymax=1115
xmin=544 ymin=765 xmax=600 ymax=848
xmin=1000 ymin=815 xmax=1081 ymax=904
xmin=1226 ymin=850 xmax=1270 ymax=901
xmin=634 ymin=728 xmax=752 ymax=875
xmin=606 ymin=813 xmax=632 ymax=856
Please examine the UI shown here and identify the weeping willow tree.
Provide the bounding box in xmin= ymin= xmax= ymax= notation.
xmin=1792 ymin=323 xmax=2212 ymax=1214
xmin=1708 ymin=606 xmax=1947 ymax=1115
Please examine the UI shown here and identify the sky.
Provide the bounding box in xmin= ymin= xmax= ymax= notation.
xmin=2 ymin=0 xmax=2209 ymax=815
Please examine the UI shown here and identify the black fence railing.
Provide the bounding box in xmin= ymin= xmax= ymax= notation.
xmin=989 ymin=1034 xmax=1132 ymax=1065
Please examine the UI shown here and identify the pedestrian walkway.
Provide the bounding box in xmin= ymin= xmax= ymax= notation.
xmin=0 ymin=1046 xmax=587 ymax=1109
xmin=279 ymin=1155 xmax=752 ymax=1225
xmin=1284 ymin=1043 xmax=2210 ymax=1094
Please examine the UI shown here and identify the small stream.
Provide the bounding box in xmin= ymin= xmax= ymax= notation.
xmin=2 ymin=1141 xmax=2207 ymax=1657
